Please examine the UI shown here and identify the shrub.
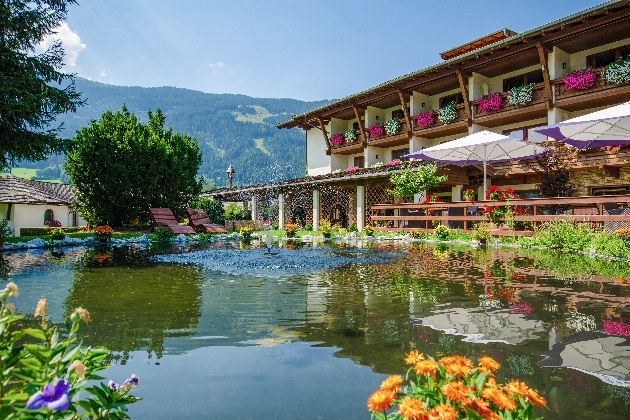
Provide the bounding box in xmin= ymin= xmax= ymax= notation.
xmin=0 ymin=219 xmax=13 ymax=245
xmin=284 ymin=223 xmax=297 ymax=237
xmin=190 ymin=196 xmax=224 ymax=224
xmin=46 ymin=219 xmax=62 ymax=227
xmin=304 ymin=223 xmax=313 ymax=231
xmin=363 ymin=225 xmax=375 ymax=236
xmin=94 ymin=225 xmax=114 ymax=242
xmin=224 ymin=202 xmax=244 ymax=221
xmin=433 ymin=224 xmax=450 ymax=240
xmin=533 ymin=219 xmax=595 ymax=251
xmin=240 ymin=226 xmax=254 ymax=243
xmin=0 ymin=283 xmax=140 ymax=418
xmin=49 ymin=228 xmax=65 ymax=241
xmin=154 ymin=227 xmax=174 ymax=243
xmin=409 ymin=230 xmax=427 ymax=240
xmin=472 ymin=221 xmax=493 ymax=242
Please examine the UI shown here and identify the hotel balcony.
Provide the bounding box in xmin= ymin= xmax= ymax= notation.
xmin=366 ymin=119 xmax=411 ymax=148
xmin=471 ymin=83 xmax=548 ymax=127
xmin=552 ymin=67 xmax=630 ymax=112
xmin=330 ymin=131 xmax=366 ymax=155
xmin=411 ymin=103 xmax=468 ymax=139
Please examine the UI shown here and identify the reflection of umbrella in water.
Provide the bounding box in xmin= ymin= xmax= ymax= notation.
xmin=413 ymin=306 xmax=546 ymax=345
xmin=541 ymin=331 xmax=630 ymax=387
xmin=405 ymin=130 xmax=546 ymax=198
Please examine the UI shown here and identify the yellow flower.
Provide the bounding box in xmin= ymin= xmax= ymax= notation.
xmin=404 ymin=350 xmax=424 ymax=366
xmin=397 ymin=397 xmax=425 ymax=420
xmin=441 ymin=381 xmax=469 ymax=402
xmin=380 ymin=375 xmax=403 ymax=392
xmin=34 ymin=297 xmax=47 ymax=318
xmin=367 ymin=389 xmax=395 ymax=413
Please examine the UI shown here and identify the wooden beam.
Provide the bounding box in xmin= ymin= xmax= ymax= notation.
xmin=352 ymin=105 xmax=367 ymax=147
xmin=317 ymin=118 xmax=331 ymax=153
xmin=536 ymin=42 xmax=554 ymax=109
xmin=455 ymin=69 xmax=471 ymax=123
xmin=396 ymin=89 xmax=413 ymax=135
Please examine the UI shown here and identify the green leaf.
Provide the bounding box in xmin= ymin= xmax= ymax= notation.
xmin=22 ymin=328 xmax=47 ymax=342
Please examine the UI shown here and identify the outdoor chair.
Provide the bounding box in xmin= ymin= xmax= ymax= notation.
xmin=148 ymin=208 xmax=196 ymax=235
xmin=185 ymin=208 xmax=228 ymax=233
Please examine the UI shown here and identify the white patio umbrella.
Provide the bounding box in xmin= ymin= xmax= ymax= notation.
xmin=405 ymin=130 xmax=546 ymax=199
xmin=534 ymin=101 xmax=630 ymax=149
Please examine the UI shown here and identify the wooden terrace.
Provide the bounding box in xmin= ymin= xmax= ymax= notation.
xmin=370 ymin=195 xmax=630 ymax=236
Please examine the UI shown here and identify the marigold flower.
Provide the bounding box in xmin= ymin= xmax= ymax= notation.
xmin=439 ymin=355 xmax=473 ymax=378
xmin=380 ymin=375 xmax=403 ymax=392
xmin=70 ymin=360 xmax=86 ymax=379
xmin=367 ymin=389 xmax=395 ymax=412
xmin=404 ymin=350 xmax=424 ymax=365
xmin=526 ymin=389 xmax=547 ymax=407
xmin=477 ymin=356 xmax=500 ymax=372
xmin=414 ymin=359 xmax=439 ymax=376
xmin=426 ymin=404 xmax=458 ymax=420
xmin=6 ymin=281 xmax=19 ymax=297
xmin=503 ymin=379 xmax=529 ymax=398
xmin=397 ymin=396 xmax=425 ymax=420
xmin=441 ymin=381 xmax=469 ymax=402
xmin=462 ymin=398 xmax=495 ymax=419
xmin=482 ymin=387 xmax=516 ymax=411
xmin=34 ymin=296 xmax=47 ymax=318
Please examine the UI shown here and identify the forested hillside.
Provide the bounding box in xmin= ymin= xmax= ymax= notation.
xmin=23 ymin=78 xmax=331 ymax=187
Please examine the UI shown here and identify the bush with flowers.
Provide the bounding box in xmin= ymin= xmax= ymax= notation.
xmin=46 ymin=219 xmax=62 ymax=227
xmin=0 ymin=281 xmax=140 ymax=418
xmin=483 ymin=186 xmax=525 ymax=227
xmin=240 ymin=226 xmax=254 ymax=243
xmin=508 ymin=83 xmax=534 ymax=107
xmin=330 ymin=134 xmax=344 ymax=147
xmin=368 ymin=351 xmax=546 ymax=420
xmin=438 ymin=102 xmax=458 ymax=124
xmin=345 ymin=128 xmax=358 ymax=143
xmin=283 ymin=223 xmax=297 ymax=238
xmin=384 ymin=118 xmax=402 ymax=135
xmin=563 ymin=68 xmax=597 ymax=91
xmin=369 ymin=124 xmax=385 ymax=138
xmin=479 ymin=93 xmax=502 ymax=113
xmin=387 ymin=159 xmax=402 ymax=167
xmin=603 ymin=58 xmax=630 ymax=84
xmin=463 ymin=188 xmax=475 ymax=201
xmin=94 ymin=224 xmax=113 ymax=242
xmin=416 ymin=110 xmax=435 ymax=128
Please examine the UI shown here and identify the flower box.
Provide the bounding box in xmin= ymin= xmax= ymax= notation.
xmin=344 ymin=128 xmax=357 ymax=143
xmin=330 ymin=134 xmax=344 ymax=147
xmin=479 ymin=93 xmax=502 ymax=112
xmin=437 ymin=102 xmax=457 ymax=124
xmin=603 ymin=58 xmax=630 ymax=84
xmin=368 ymin=124 xmax=384 ymax=138
xmin=563 ymin=68 xmax=597 ymax=91
xmin=416 ymin=110 xmax=435 ymax=127
xmin=507 ymin=83 xmax=534 ymax=107
xmin=383 ymin=118 xmax=401 ymax=135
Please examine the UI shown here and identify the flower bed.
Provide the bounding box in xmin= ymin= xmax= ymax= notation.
xmin=563 ymin=68 xmax=597 ymax=91
xmin=479 ymin=93 xmax=502 ymax=112
xmin=416 ymin=110 xmax=435 ymax=127
xmin=507 ymin=83 xmax=534 ymax=107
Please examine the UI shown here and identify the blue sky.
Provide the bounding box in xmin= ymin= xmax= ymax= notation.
xmin=56 ymin=0 xmax=608 ymax=101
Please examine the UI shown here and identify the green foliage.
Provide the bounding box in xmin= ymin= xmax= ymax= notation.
xmin=223 ymin=202 xmax=244 ymax=221
xmin=0 ymin=283 xmax=139 ymax=418
xmin=409 ymin=230 xmax=427 ymax=240
xmin=527 ymin=219 xmax=595 ymax=251
xmin=49 ymin=228 xmax=66 ymax=241
xmin=65 ymin=107 xmax=202 ymax=226
xmin=153 ymin=227 xmax=174 ymax=243
xmin=239 ymin=226 xmax=254 ymax=242
xmin=388 ymin=163 xmax=447 ymax=198
xmin=0 ymin=219 xmax=13 ymax=245
xmin=318 ymin=219 xmax=333 ymax=235
xmin=189 ymin=196 xmax=224 ymax=224
xmin=363 ymin=225 xmax=375 ymax=236
xmin=0 ymin=0 xmax=84 ymax=171
xmin=472 ymin=221 xmax=493 ymax=241
xmin=304 ymin=223 xmax=313 ymax=231
xmin=433 ymin=224 xmax=450 ymax=240
xmin=348 ymin=222 xmax=358 ymax=233
xmin=19 ymin=227 xmax=83 ymax=237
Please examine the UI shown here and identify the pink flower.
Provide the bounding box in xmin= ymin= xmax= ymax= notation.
xmin=563 ymin=68 xmax=597 ymax=91
xmin=330 ymin=134 xmax=344 ymax=146
xmin=416 ymin=110 xmax=435 ymax=127
xmin=386 ymin=159 xmax=401 ymax=166
xmin=344 ymin=166 xmax=357 ymax=173
xmin=604 ymin=317 xmax=630 ymax=337
xmin=368 ymin=124 xmax=384 ymax=138
xmin=479 ymin=93 xmax=502 ymax=113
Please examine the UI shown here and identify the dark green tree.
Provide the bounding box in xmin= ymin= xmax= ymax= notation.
xmin=65 ymin=107 xmax=202 ymax=227
xmin=189 ymin=196 xmax=224 ymax=224
xmin=0 ymin=0 xmax=83 ymax=170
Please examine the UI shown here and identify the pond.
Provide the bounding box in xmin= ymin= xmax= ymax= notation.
xmin=2 ymin=240 xmax=630 ymax=419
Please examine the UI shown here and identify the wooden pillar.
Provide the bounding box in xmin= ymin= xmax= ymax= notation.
xmin=536 ymin=42 xmax=554 ymax=109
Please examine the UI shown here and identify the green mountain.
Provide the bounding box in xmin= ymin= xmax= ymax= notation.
xmin=26 ymin=78 xmax=331 ymax=187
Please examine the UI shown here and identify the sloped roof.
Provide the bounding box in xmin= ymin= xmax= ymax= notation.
xmin=0 ymin=175 xmax=73 ymax=205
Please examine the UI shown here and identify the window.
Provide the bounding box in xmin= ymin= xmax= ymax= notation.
xmin=503 ymin=70 xmax=544 ymax=91
xmin=438 ymin=93 xmax=463 ymax=109
xmin=587 ymin=44 xmax=630 ymax=68
xmin=503 ymin=124 xmax=547 ymax=142
xmin=352 ymin=121 xmax=359 ymax=130
xmin=591 ymin=186 xmax=630 ymax=196
xmin=391 ymin=148 xmax=409 ymax=161
xmin=353 ymin=156 xmax=364 ymax=168
xmin=44 ymin=209 xmax=54 ymax=225
xmin=391 ymin=109 xmax=406 ymax=120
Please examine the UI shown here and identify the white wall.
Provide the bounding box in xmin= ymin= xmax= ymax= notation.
xmin=306 ymin=127 xmax=331 ymax=176
xmin=13 ymin=204 xmax=68 ymax=237
xmin=569 ymin=37 xmax=630 ymax=72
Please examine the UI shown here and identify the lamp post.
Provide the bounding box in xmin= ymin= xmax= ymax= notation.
xmin=226 ymin=163 xmax=235 ymax=189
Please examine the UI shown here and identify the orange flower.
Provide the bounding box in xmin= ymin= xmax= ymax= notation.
xmin=426 ymin=403 xmax=458 ymax=420
xmin=482 ymin=387 xmax=516 ymax=411
xmin=439 ymin=355 xmax=473 ymax=378
xmin=441 ymin=381 xmax=469 ymax=402
xmin=367 ymin=389 xmax=395 ymax=412
xmin=404 ymin=350 xmax=424 ymax=365
xmin=526 ymin=389 xmax=547 ymax=407
xmin=503 ymin=379 xmax=529 ymax=398
xmin=414 ymin=359 xmax=439 ymax=376
xmin=398 ymin=397 xmax=426 ymax=420
xmin=380 ymin=375 xmax=403 ymax=392
xmin=477 ymin=356 xmax=500 ymax=372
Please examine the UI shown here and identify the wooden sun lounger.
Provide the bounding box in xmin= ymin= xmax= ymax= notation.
xmin=185 ymin=208 xmax=228 ymax=233
xmin=149 ymin=208 xmax=196 ymax=235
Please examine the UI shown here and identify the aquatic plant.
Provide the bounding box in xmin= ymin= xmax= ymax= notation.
xmin=368 ymin=352 xmax=546 ymax=419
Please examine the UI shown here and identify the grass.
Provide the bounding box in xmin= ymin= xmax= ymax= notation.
xmin=0 ymin=167 xmax=60 ymax=183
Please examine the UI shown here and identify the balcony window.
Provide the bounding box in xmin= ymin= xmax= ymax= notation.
xmin=391 ymin=148 xmax=409 ymax=161
xmin=352 ymin=121 xmax=359 ymax=130
xmin=503 ymin=124 xmax=547 ymax=142
xmin=391 ymin=109 xmax=407 ymax=120
xmin=587 ymin=44 xmax=630 ymax=68
xmin=354 ymin=156 xmax=364 ymax=168
xmin=438 ymin=93 xmax=463 ymax=109
xmin=503 ymin=70 xmax=544 ymax=92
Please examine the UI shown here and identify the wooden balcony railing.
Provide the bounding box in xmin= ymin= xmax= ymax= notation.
xmin=366 ymin=120 xmax=411 ymax=148
xmin=411 ymin=104 xmax=468 ymax=139
xmin=370 ymin=195 xmax=630 ymax=236
xmin=470 ymin=83 xmax=547 ymax=123
xmin=330 ymin=131 xmax=366 ymax=155
xmin=552 ymin=67 xmax=630 ymax=110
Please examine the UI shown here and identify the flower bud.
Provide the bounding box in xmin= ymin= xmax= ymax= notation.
xmin=34 ymin=297 xmax=47 ymax=318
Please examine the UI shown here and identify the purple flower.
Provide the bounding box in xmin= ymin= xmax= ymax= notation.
xmin=26 ymin=379 xmax=70 ymax=412
xmin=108 ymin=380 xmax=119 ymax=391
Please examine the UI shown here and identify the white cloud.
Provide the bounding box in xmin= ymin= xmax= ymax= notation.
xmin=35 ymin=22 xmax=86 ymax=70
xmin=209 ymin=62 xmax=224 ymax=68
xmin=98 ymin=67 xmax=106 ymax=78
